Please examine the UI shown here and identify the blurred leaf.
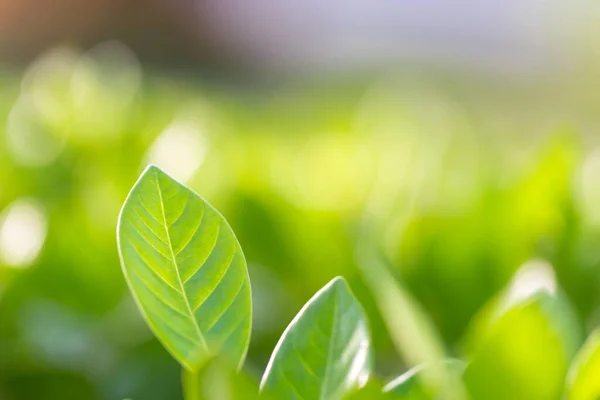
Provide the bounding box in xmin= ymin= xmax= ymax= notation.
xmin=357 ymin=244 xmax=467 ymax=400
xmin=383 ymin=359 xmax=466 ymax=400
xmin=260 ymin=277 xmax=372 ymax=400
xmin=117 ymin=165 xmax=252 ymax=371
xmin=344 ymin=379 xmax=391 ymax=400
xmin=182 ymin=357 xmax=276 ymax=400
xmin=464 ymin=290 xmax=581 ymax=400
xmin=565 ymin=329 xmax=600 ymax=400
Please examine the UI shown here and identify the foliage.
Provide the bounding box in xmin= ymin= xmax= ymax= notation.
xmin=118 ymin=166 xmax=252 ymax=370
xmin=1 ymin=46 xmax=600 ymax=399
xmin=117 ymin=167 xmax=600 ymax=400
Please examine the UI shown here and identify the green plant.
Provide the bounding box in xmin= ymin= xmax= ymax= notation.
xmin=117 ymin=166 xmax=600 ymax=400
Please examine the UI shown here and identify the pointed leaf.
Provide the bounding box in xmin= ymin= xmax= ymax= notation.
xmin=463 ymin=291 xmax=580 ymax=400
xmin=117 ymin=165 xmax=252 ymax=370
xmin=565 ymin=329 xmax=600 ymax=400
xmin=260 ymin=277 xmax=372 ymax=400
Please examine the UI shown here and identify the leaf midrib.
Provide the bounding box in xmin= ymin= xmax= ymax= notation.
xmin=320 ymin=289 xmax=340 ymax=400
xmin=154 ymin=170 xmax=210 ymax=355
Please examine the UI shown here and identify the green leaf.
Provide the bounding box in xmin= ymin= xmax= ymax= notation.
xmin=565 ymin=329 xmax=600 ymax=400
xmin=260 ymin=277 xmax=372 ymax=400
xmin=344 ymin=380 xmax=391 ymax=400
xmin=117 ymin=165 xmax=252 ymax=371
xmin=463 ymin=291 xmax=580 ymax=400
xmin=182 ymin=357 xmax=277 ymax=400
xmin=383 ymin=359 xmax=465 ymax=400
xmin=356 ymin=245 xmax=467 ymax=400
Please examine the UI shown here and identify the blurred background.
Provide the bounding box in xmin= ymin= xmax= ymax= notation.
xmin=2 ymin=1 xmax=600 ymax=399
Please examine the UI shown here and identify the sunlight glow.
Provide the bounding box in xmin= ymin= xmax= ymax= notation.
xmin=146 ymin=121 xmax=208 ymax=183
xmin=20 ymin=47 xmax=79 ymax=128
xmin=0 ymin=199 xmax=48 ymax=268
xmin=343 ymin=324 xmax=371 ymax=390
xmin=6 ymin=99 xmax=66 ymax=167
xmin=504 ymin=259 xmax=557 ymax=309
xmin=578 ymin=148 xmax=600 ymax=226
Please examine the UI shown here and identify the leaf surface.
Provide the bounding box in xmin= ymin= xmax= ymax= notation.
xmin=117 ymin=165 xmax=252 ymax=370
xmin=565 ymin=329 xmax=600 ymax=400
xmin=260 ymin=277 xmax=371 ymax=400
xmin=463 ymin=291 xmax=580 ymax=400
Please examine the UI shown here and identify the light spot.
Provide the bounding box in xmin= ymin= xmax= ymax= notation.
xmin=504 ymin=258 xmax=556 ymax=310
xmin=20 ymin=47 xmax=79 ymax=128
xmin=343 ymin=324 xmax=371 ymax=390
xmin=68 ymin=41 xmax=141 ymax=143
xmin=0 ymin=199 xmax=48 ymax=268
xmin=78 ymin=41 xmax=141 ymax=109
xmin=145 ymin=121 xmax=208 ymax=183
xmin=6 ymin=98 xmax=66 ymax=167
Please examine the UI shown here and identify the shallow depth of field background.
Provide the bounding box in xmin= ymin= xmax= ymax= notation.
xmin=1 ymin=2 xmax=600 ymax=399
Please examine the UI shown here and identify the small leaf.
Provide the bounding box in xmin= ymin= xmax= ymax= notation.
xmin=357 ymin=245 xmax=467 ymax=400
xmin=182 ymin=357 xmax=276 ymax=400
xmin=383 ymin=359 xmax=465 ymax=400
xmin=463 ymin=291 xmax=580 ymax=400
xmin=345 ymin=380 xmax=392 ymax=400
xmin=260 ymin=277 xmax=372 ymax=400
xmin=117 ymin=165 xmax=252 ymax=370
xmin=565 ymin=329 xmax=600 ymax=400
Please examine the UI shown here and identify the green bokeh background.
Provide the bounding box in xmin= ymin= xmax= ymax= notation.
xmin=1 ymin=45 xmax=600 ymax=399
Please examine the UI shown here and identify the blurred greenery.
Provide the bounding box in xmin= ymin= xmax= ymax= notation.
xmin=383 ymin=359 xmax=465 ymax=399
xmin=565 ymin=329 xmax=600 ymax=400
xmin=1 ymin=44 xmax=600 ymax=399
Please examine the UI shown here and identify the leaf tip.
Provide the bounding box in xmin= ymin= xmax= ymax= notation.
xmin=328 ymin=276 xmax=354 ymax=297
xmin=329 ymin=275 xmax=347 ymax=288
xmin=141 ymin=163 xmax=163 ymax=178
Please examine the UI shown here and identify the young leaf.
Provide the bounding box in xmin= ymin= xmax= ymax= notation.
xmin=260 ymin=277 xmax=372 ymax=400
xmin=117 ymin=165 xmax=252 ymax=371
xmin=383 ymin=359 xmax=465 ymax=400
xmin=565 ymin=329 xmax=600 ymax=400
xmin=356 ymin=244 xmax=467 ymax=400
xmin=463 ymin=291 xmax=580 ymax=400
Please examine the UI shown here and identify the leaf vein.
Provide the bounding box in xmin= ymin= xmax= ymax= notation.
xmin=126 ymin=222 xmax=172 ymax=261
xmin=320 ymin=291 xmax=339 ymax=400
xmin=182 ymin=223 xmax=221 ymax=282
xmin=191 ymin=250 xmax=237 ymax=311
xmin=132 ymin=207 xmax=169 ymax=246
xmin=218 ymin=314 xmax=248 ymax=347
xmin=174 ymin=208 xmax=206 ymax=256
xmin=127 ymin=239 xmax=182 ymax=293
xmin=292 ymin=333 xmax=320 ymax=381
xmin=136 ymin=193 xmax=163 ymax=224
xmin=168 ymin=197 xmax=190 ymax=228
xmin=204 ymin=278 xmax=245 ymax=332
xmin=135 ymin=274 xmax=195 ymax=321
xmin=154 ymin=171 xmax=209 ymax=354
xmin=279 ymin=368 xmax=306 ymax=400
